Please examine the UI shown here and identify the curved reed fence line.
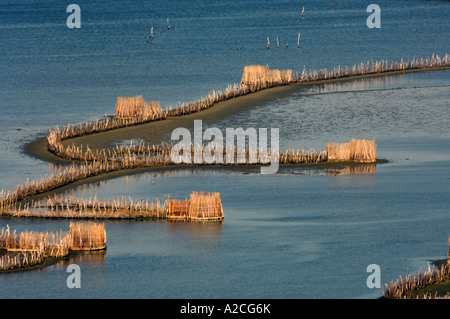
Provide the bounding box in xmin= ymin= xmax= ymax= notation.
xmin=70 ymin=222 xmax=106 ymax=251
xmin=0 ymin=222 xmax=106 ymax=272
xmin=1 ymin=138 xmax=367 ymax=213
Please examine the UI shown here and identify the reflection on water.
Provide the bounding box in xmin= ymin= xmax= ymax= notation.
xmin=0 ymin=0 xmax=449 ymax=299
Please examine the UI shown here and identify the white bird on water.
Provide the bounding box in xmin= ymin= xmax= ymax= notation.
xmin=167 ymin=17 xmax=171 ymax=30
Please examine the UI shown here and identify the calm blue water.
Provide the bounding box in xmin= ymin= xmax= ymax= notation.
xmin=0 ymin=0 xmax=449 ymax=299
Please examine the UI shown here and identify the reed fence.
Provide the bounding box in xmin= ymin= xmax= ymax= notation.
xmin=383 ymin=263 xmax=450 ymax=299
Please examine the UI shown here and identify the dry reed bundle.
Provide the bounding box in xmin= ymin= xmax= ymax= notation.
xmin=70 ymin=222 xmax=106 ymax=251
xmin=15 ymin=231 xmax=46 ymax=252
xmin=37 ymin=195 xmax=166 ymax=219
xmin=167 ymin=199 xmax=190 ymax=219
xmin=350 ymin=139 xmax=376 ymax=163
xmin=241 ymin=65 xmax=269 ymax=87
xmin=44 ymin=231 xmax=72 ymax=258
xmin=326 ymin=164 xmax=377 ymax=175
xmin=326 ymin=139 xmax=376 ymax=163
xmin=115 ymin=95 xmax=163 ymax=119
xmin=240 ymin=65 xmax=292 ymax=88
xmin=383 ymin=263 xmax=450 ymax=299
xmin=188 ymin=192 xmax=224 ymax=221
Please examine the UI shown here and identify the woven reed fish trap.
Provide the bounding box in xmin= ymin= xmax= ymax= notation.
xmin=448 ymin=235 xmax=450 ymax=265
xmin=188 ymin=192 xmax=224 ymax=221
